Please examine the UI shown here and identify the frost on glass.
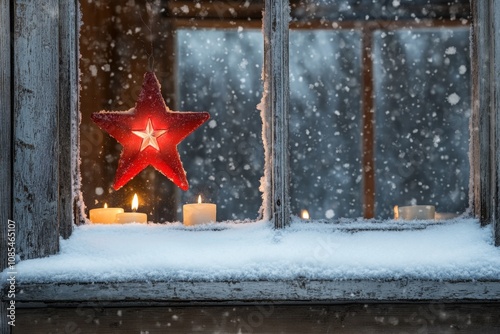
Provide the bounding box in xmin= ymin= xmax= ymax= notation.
xmin=177 ymin=30 xmax=264 ymax=221
xmin=374 ymin=29 xmax=470 ymax=218
xmin=290 ymin=30 xmax=362 ymax=219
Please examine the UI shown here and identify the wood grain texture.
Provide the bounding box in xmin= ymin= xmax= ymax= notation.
xmin=7 ymin=279 xmax=500 ymax=304
xmin=58 ymin=0 xmax=79 ymax=238
xmin=0 ymin=301 xmax=11 ymax=334
xmin=264 ymin=0 xmax=291 ymax=228
xmin=472 ymin=0 xmax=493 ymax=226
xmin=12 ymin=303 xmax=500 ymax=334
xmin=494 ymin=0 xmax=500 ymax=246
xmin=13 ymin=0 xmax=60 ymax=260
xmin=0 ymin=0 xmax=12 ymax=274
xmin=1 ymin=2 xmax=12 ymax=332
xmin=470 ymin=0 xmax=481 ymax=222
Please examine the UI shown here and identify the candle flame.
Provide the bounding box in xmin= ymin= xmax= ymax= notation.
xmin=301 ymin=210 xmax=310 ymax=220
xmin=132 ymin=194 xmax=139 ymax=211
xmin=198 ymin=195 xmax=202 ymax=204
xmin=394 ymin=205 xmax=399 ymax=219
xmin=104 ymin=203 xmax=108 ymax=209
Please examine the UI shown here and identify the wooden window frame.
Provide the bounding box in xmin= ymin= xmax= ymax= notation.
xmin=1 ymin=0 xmax=500 ymax=320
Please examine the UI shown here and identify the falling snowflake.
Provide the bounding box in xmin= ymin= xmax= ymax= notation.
xmin=445 ymin=46 xmax=457 ymax=55
xmin=447 ymin=93 xmax=460 ymax=105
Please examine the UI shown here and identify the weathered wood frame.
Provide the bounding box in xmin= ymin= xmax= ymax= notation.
xmin=0 ymin=2 xmax=11 ymax=331
xmin=0 ymin=0 xmax=12 ymax=273
xmin=2 ymin=2 xmax=500 ymax=332
xmin=0 ymin=0 xmax=80 ymax=266
xmin=471 ymin=0 xmax=500 ymax=246
xmin=263 ymin=0 xmax=291 ymax=227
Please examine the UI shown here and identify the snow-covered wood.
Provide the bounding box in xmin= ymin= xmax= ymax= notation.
xmin=13 ymin=0 xmax=60 ymax=259
xmin=264 ymin=0 xmax=291 ymax=228
xmin=58 ymin=0 xmax=80 ymax=238
xmin=0 ymin=0 xmax=12 ymax=274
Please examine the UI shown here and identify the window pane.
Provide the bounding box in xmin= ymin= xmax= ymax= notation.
xmin=289 ymin=30 xmax=363 ymax=219
xmin=80 ymin=1 xmax=264 ymax=223
xmin=374 ymin=28 xmax=470 ymax=218
xmin=177 ymin=29 xmax=264 ymax=220
xmin=290 ymin=0 xmax=470 ymax=220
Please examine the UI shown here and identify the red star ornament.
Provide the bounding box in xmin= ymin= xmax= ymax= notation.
xmin=91 ymin=72 xmax=209 ymax=191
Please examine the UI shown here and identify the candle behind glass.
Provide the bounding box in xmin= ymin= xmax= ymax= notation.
xmin=114 ymin=194 xmax=147 ymax=224
xmin=183 ymin=195 xmax=217 ymax=226
xmin=397 ymin=205 xmax=435 ymax=220
xmin=89 ymin=203 xmax=124 ymax=224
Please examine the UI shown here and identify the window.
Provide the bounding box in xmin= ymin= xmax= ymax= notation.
xmin=79 ymin=0 xmax=471 ymax=224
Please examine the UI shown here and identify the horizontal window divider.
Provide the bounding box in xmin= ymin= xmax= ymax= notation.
xmin=289 ymin=19 xmax=470 ymax=30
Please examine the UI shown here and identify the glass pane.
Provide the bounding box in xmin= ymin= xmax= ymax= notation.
xmin=289 ymin=30 xmax=363 ymax=219
xmin=290 ymin=0 xmax=470 ymax=220
xmin=374 ymin=28 xmax=470 ymax=218
xmin=80 ymin=1 xmax=264 ymax=223
xmin=177 ymin=29 xmax=264 ymax=220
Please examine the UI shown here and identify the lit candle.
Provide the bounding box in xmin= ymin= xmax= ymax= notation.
xmin=397 ymin=205 xmax=435 ymax=220
xmin=114 ymin=194 xmax=148 ymax=224
xmin=183 ymin=195 xmax=216 ymax=226
xmin=301 ymin=209 xmax=310 ymax=220
xmin=89 ymin=203 xmax=124 ymax=224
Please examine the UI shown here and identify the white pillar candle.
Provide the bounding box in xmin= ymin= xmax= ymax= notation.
xmin=115 ymin=212 xmax=147 ymax=224
xmin=398 ymin=205 xmax=435 ymax=220
xmin=183 ymin=195 xmax=216 ymax=226
xmin=114 ymin=194 xmax=148 ymax=224
xmin=89 ymin=204 xmax=124 ymax=224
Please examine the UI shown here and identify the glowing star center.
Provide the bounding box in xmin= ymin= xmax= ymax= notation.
xmin=132 ymin=118 xmax=167 ymax=151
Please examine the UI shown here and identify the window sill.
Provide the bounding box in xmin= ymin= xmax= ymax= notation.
xmin=3 ymin=219 xmax=500 ymax=304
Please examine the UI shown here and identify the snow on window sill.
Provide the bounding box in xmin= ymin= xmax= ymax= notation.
xmin=2 ymin=218 xmax=499 ymax=287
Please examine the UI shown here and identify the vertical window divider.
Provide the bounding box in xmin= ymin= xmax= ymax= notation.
xmin=361 ymin=25 xmax=376 ymax=219
xmin=264 ymin=0 xmax=291 ymax=228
